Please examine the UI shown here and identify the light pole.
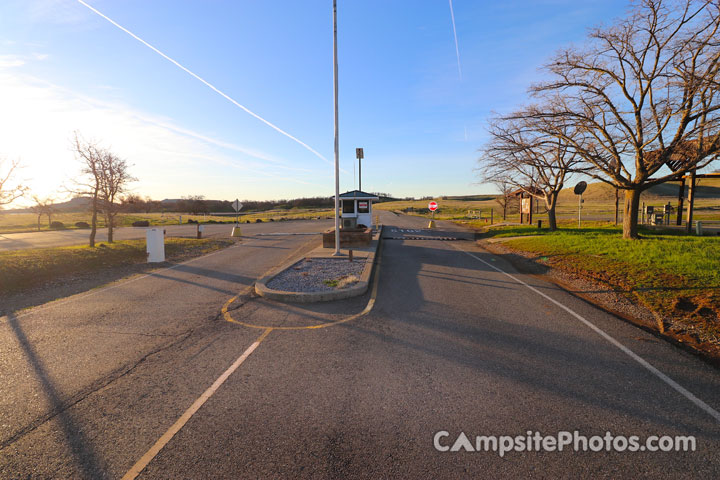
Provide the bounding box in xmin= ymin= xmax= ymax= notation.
xmin=332 ymin=0 xmax=341 ymax=256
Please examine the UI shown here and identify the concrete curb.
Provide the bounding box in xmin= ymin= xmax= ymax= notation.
xmin=255 ymin=226 xmax=383 ymax=303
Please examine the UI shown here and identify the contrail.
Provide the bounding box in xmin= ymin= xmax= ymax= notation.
xmin=448 ymin=0 xmax=462 ymax=81
xmin=76 ymin=0 xmax=329 ymax=164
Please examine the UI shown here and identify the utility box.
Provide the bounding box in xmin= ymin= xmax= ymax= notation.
xmin=146 ymin=228 xmax=165 ymax=263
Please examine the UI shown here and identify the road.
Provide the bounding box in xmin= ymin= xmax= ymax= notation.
xmin=0 ymin=219 xmax=331 ymax=251
xmin=1 ymin=212 xmax=719 ymax=478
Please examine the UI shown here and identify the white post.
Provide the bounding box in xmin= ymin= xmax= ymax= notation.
xmin=332 ymin=0 xmax=341 ymax=256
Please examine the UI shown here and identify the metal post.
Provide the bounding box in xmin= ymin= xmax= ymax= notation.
xmin=614 ymin=187 xmax=619 ymax=225
xmin=685 ymin=170 xmax=696 ymax=234
xmin=332 ymin=0 xmax=341 ymax=256
xmin=358 ymin=156 xmax=361 ymax=192
xmin=578 ymin=194 xmax=582 ymax=228
xmin=676 ymin=176 xmax=685 ymax=226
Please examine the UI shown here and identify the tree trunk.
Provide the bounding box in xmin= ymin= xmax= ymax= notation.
xmin=546 ymin=193 xmax=559 ymax=231
xmin=89 ymin=191 xmax=98 ymax=248
xmin=622 ymin=188 xmax=642 ymax=239
xmin=107 ymin=214 xmax=114 ymax=243
xmin=37 ymin=215 xmax=41 ymax=231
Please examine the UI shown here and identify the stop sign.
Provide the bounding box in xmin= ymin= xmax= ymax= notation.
xmin=428 ymin=201 xmax=438 ymax=211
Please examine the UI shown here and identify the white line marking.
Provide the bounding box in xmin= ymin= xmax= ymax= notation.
xmin=449 ymin=242 xmax=720 ymax=424
xmin=121 ymin=328 xmax=273 ymax=480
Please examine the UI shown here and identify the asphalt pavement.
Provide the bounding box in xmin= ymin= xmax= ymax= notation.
xmin=1 ymin=212 xmax=719 ymax=479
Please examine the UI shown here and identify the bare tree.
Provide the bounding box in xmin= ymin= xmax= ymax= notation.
xmin=98 ymin=151 xmax=136 ymax=243
xmin=480 ymin=108 xmax=586 ymax=230
xmin=182 ymin=195 xmax=208 ymax=215
xmin=30 ymin=196 xmax=55 ymax=231
xmin=491 ymin=176 xmax=515 ymax=221
xmin=120 ymin=193 xmax=145 ymax=213
xmin=145 ymin=197 xmax=161 ymax=214
xmin=71 ymin=133 xmax=136 ymax=245
xmin=71 ymin=133 xmax=103 ymax=247
xmin=0 ymin=158 xmax=28 ymax=207
xmin=532 ymin=0 xmax=720 ymax=238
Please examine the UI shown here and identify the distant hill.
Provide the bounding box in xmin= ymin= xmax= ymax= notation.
xmin=441 ymin=194 xmax=497 ymax=202
xmin=557 ymin=177 xmax=720 ymax=203
xmin=3 ymin=196 xmax=91 ymax=213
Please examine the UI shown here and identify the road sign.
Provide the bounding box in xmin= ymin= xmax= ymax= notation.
xmin=232 ymin=199 xmax=243 ymax=212
xmin=573 ymin=181 xmax=587 ymax=195
xmin=356 ymin=148 xmax=364 ymax=159
xmin=428 ymin=201 xmax=438 ymax=211
xmin=574 ymin=182 xmax=587 ymax=228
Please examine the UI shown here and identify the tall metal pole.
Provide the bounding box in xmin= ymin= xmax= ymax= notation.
xmin=332 ymin=0 xmax=341 ymax=256
xmin=359 ymin=157 xmax=362 ymax=192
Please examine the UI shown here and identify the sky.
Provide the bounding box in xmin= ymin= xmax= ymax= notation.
xmin=0 ymin=0 xmax=632 ymax=206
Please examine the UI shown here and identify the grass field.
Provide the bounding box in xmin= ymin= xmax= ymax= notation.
xmin=374 ymin=183 xmax=720 ymax=224
xmin=0 ymin=237 xmax=234 ymax=294
xmin=477 ymin=224 xmax=720 ymax=344
xmin=0 ymin=208 xmax=334 ymax=234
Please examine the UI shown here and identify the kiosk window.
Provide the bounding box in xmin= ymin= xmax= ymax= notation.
xmin=358 ymin=201 xmax=369 ymax=213
xmin=342 ymin=200 xmax=355 ymax=214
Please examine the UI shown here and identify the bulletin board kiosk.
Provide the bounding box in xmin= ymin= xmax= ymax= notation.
xmin=338 ymin=190 xmax=379 ymax=229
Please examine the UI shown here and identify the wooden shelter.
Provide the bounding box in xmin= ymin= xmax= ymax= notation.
xmin=647 ymin=140 xmax=720 ymax=232
xmin=510 ymin=187 xmax=543 ymax=225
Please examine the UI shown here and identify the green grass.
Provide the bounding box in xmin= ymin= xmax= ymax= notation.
xmin=479 ymin=224 xmax=720 ymax=341
xmin=0 ymin=237 xmax=234 ymax=294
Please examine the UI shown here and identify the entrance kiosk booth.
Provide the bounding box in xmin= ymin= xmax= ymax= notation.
xmin=338 ymin=190 xmax=379 ymax=229
xmin=323 ymin=190 xmax=378 ymax=248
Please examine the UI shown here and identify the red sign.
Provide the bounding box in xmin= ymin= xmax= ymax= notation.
xmin=428 ymin=201 xmax=438 ymax=211
xmin=358 ymin=202 xmax=368 ymax=209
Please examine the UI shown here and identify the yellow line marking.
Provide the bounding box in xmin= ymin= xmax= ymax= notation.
xmin=223 ymin=238 xmax=384 ymax=330
xmin=121 ymin=327 xmax=273 ymax=480
xmin=122 ymin=239 xmax=384 ymax=477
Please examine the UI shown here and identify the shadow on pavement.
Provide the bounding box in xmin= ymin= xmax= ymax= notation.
xmin=3 ymin=313 xmax=106 ymax=477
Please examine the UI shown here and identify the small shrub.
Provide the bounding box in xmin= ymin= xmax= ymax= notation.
xmin=255 ymin=218 xmax=263 ymax=223
xmin=187 ymin=219 xmax=198 ymax=224
xmin=75 ymin=221 xmax=90 ymax=229
xmin=50 ymin=221 xmax=65 ymax=230
xmin=132 ymin=220 xmax=150 ymax=227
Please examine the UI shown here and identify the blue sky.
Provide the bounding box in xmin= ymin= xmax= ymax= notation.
xmin=0 ymin=0 xmax=630 ymax=204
